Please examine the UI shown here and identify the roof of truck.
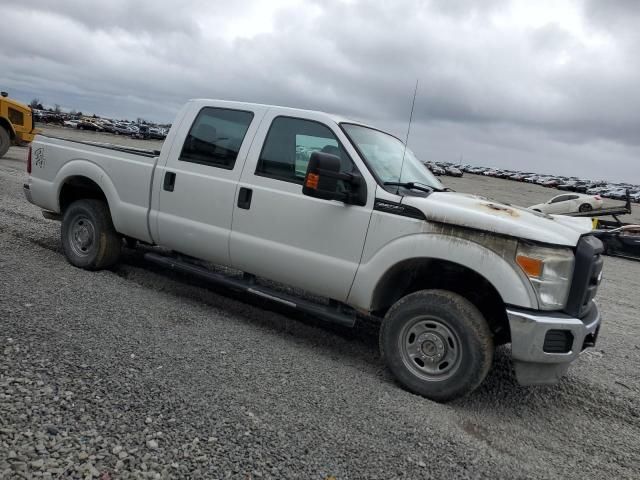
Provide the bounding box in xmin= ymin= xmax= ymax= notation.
xmin=188 ymin=98 xmax=374 ymax=129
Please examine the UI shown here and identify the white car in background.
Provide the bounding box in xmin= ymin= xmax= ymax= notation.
xmin=529 ymin=193 xmax=603 ymax=214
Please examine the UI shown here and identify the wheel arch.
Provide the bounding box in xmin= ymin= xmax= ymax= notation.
xmin=348 ymin=233 xmax=539 ymax=343
xmin=0 ymin=117 xmax=16 ymax=139
xmin=55 ymin=161 xmax=119 ymax=215
xmin=371 ymin=257 xmax=511 ymax=343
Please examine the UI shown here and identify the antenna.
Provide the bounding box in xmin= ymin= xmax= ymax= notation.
xmin=397 ymin=79 xmax=419 ymax=192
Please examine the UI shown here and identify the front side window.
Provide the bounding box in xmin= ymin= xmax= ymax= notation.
xmin=256 ymin=116 xmax=354 ymax=183
xmin=551 ymin=195 xmax=569 ymax=203
xmin=341 ymin=123 xmax=442 ymax=192
xmin=180 ymin=107 xmax=254 ymax=169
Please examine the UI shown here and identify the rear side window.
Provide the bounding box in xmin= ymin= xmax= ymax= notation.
xmin=256 ymin=116 xmax=352 ymax=183
xmin=180 ymin=107 xmax=254 ymax=169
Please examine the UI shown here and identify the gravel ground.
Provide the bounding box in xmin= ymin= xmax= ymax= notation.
xmin=1 ymin=141 xmax=639 ymax=479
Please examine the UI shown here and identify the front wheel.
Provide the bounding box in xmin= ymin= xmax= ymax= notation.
xmin=61 ymin=199 xmax=121 ymax=270
xmin=380 ymin=290 xmax=494 ymax=402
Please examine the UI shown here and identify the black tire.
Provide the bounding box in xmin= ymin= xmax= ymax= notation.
xmin=61 ymin=199 xmax=121 ymax=270
xmin=0 ymin=126 xmax=10 ymax=158
xmin=579 ymin=203 xmax=593 ymax=212
xmin=380 ymin=289 xmax=494 ymax=402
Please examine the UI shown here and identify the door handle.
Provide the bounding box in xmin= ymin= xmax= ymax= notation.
xmin=237 ymin=187 xmax=253 ymax=209
xmin=163 ymin=172 xmax=176 ymax=192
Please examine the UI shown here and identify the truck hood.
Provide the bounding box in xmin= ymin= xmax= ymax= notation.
xmin=403 ymin=192 xmax=593 ymax=247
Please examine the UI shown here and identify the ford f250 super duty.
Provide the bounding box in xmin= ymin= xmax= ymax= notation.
xmin=23 ymin=99 xmax=604 ymax=402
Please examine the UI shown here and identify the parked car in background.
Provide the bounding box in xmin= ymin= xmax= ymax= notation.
xmin=529 ymin=193 xmax=603 ymax=214
xmin=602 ymin=188 xmax=627 ymax=199
xmin=445 ymin=166 xmax=463 ymax=177
xmin=131 ymin=124 xmax=150 ymax=139
xmin=113 ymin=123 xmax=133 ymax=135
xmin=63 ymin=120 xmax=78 ymax=128
xmin=542 ymin=178 xmax=561 ymax=188
xmin=593 ymin=225 xmax=640 ymax=259
xmin=149 ymin=127 xmax=167 ymax=140
xmin=586 ymin=186 xmax=608 ymax=195
xmin=425 ymin=163 xmax=445 ymax=175
xmin=77 ymin=119 xmax=103 ymax=131
xmin=98 ymin=120 xmax=116 ymax=133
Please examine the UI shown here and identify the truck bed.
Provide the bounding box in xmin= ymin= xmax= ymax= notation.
xmin=37 ymin=134 xmax=161 ymax=157
xmin=27 ymin=134 xmax=160 ymax=243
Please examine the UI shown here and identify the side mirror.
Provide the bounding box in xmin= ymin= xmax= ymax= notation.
xmin=302 ymin=152 xmax=366 ymax=205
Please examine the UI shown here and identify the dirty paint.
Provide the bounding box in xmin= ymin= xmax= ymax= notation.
xmin=481 ymin=202 xmax=519 ymax=217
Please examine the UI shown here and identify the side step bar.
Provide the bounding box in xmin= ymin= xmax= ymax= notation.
xmin=143 ymin=252 xmax=357 ymax=328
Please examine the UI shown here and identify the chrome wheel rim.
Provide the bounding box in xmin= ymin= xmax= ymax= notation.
xmin=399 ymin=316 xmax=462 ymax=381
xmin=68 ymin=214 xmax=96 ymax=257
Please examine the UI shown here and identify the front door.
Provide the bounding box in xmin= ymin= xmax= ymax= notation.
xmin=230 ymin=113 xmax=373 ymax=302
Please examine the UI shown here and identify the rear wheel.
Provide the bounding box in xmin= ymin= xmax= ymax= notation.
xmin=380 ymin=290 xmax=494 ymax=402
xmin=579 ymin=203 xmax=593 ymax=212
xmin=0 ymin=127 xmax=10 ymax=158
xmin=61 ymin=199 xmax=121 ymax=270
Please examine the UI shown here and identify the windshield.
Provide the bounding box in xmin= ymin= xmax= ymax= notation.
xmin=341 ymin=123 xmax=443 ymax=192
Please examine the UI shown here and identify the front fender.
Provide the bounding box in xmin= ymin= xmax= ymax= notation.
xmin=348 ymin=232 xmax=538 ymax=311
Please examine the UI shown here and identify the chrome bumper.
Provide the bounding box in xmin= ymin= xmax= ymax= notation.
xmin=507 ymin=302 xmax=601 ymax=385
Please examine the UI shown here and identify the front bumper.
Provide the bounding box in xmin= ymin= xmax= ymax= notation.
xmin=507 ymin=302 xmax=601 ymax=385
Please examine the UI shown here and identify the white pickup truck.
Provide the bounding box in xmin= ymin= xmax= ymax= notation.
xmin=24 ymin=99 xmax=604 ymax=401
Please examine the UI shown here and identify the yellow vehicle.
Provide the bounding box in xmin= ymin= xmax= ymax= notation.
xmin=0 ymin=91 xmax=38 ymax=158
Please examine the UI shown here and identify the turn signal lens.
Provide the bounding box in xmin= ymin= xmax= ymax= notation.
xmin=305 ymin=173 xmax=319 ymax=190
xmin=516 ymin=255 xmax=543 ymax=278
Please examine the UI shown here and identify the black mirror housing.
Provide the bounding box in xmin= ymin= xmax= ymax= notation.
xmin=302 ymin=152 xmax=341 ymax=200
xmin=302 ymin=152 xmax=366 ymax=205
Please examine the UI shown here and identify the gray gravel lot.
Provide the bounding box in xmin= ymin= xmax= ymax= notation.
xmin=1 ymin=139 xmax=639 ymax=479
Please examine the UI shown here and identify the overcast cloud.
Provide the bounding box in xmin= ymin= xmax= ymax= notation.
xmin=1 ymin=0 xmax=639 ymax=182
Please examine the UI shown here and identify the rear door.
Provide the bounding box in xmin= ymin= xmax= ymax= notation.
xmin=229 ymin=112 xmax=374 ymax=302
xmin=154 ymin=103 xmax=267 ymax=265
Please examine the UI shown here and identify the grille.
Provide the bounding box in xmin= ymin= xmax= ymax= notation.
xmin=565 ymin=235 xmax=604 ymax=319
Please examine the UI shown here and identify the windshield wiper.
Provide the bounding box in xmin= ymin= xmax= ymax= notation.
xmin=384 ymin=181 xmax=447 ymax=193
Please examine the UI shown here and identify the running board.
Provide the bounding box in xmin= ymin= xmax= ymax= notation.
xmin=143 ymin=252 xmax=357 ymax=328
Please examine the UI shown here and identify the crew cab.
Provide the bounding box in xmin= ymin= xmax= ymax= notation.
xmin=23 ymin=99 xmax=604 ymax=401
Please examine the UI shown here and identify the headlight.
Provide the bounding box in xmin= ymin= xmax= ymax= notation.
xmin=516 ymin=243 xmax=575 ymax=310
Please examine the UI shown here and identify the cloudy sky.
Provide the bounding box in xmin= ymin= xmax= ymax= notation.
xmin=1 ymin=0 xmax=639 ymax=182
